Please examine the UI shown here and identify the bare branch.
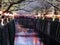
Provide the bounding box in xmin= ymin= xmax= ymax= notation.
xmin=10 ymin=8 xmax=30 ymax=12
xmin=3 ymin=0 xmax=25 ymax=13
xmin=56 ymin=0 xmax=60 ymax=2
xmin=46 ymin=1 xmax=60 ymax=11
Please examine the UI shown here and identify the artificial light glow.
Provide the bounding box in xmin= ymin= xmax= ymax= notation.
xmin=37 ymin=13 xmax=41 ymax=18
xmin=56 ymin=15 xmax=60 ymax=18
xmin=1 ymin=19 xmax=4 ymax=26
xmin=0 ymin=11 xmax=3 ymax=14
xmin=45 ymin=15 xmax=54 ymax=18
xmin=4 ymin=13 xmax=10 ymax=16
xmin=4 ymin=12 xmax=14 ymax=17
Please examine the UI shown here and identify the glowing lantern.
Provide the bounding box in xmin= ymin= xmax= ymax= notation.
xmin=0 ymin=11 xmax=3 ymax=14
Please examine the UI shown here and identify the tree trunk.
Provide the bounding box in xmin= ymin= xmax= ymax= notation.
xmin=0 ymin=0 xmax=2 ymax=10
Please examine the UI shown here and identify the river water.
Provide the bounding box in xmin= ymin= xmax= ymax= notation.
xmin=14 ymin=21 xmax=44 ymax=45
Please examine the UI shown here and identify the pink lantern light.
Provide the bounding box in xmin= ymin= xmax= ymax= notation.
xmin=0 ymin=11 xmax=3 ymax=14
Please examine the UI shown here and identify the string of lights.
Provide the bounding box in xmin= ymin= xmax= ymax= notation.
xmin=1 ymin=10 xmax=60 ymax=26
xmin=0 ymin=11 xmax=14 ymax=26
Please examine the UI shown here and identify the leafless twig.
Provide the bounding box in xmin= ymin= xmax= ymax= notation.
xmin=3 ymin=0 xmax=25 ymax=13
xmin=46 ymin=1 xmax=60 ymax=11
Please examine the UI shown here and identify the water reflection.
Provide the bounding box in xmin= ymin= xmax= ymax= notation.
xmin=14 ymin=21 xmax=44 ymax=45
xmin=14 ymin=32 xmax=40 ymax=45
